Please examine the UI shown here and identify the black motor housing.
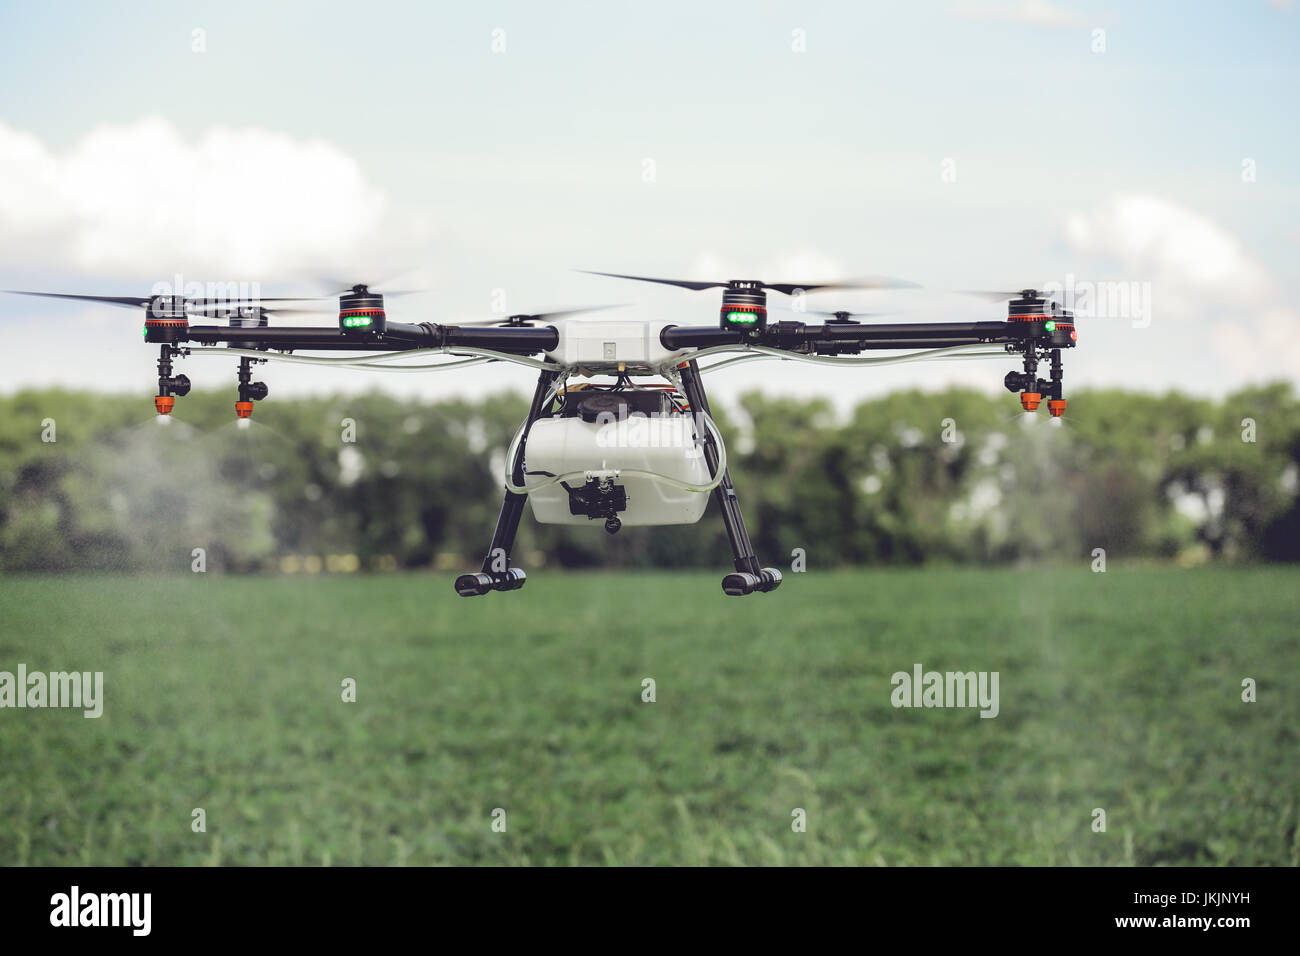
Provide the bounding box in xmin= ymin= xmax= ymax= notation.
xmin=339 ymin=285 xmax=387 ymax=336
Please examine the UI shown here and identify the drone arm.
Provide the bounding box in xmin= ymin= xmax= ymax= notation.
xmin=790 ymin=321 xmax=1021 ymax=351
xmin=661 ymin=319 xmax=1075 ymax=416
xmin=441 ymin=324 xmax=560 ymax=353
xmin=177 ymin=322 xmax=559 ymax=355
xmin=660 ymin=321 xmax=1023 ymax=353
xmin=183 ymin=326 xmax=360 ymax=349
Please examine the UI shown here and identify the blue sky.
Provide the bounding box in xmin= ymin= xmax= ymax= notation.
xmin=1 ymin=0 xmax=1297 ymax=409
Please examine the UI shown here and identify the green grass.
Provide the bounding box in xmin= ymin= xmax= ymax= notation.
xmin=0 ymin=566 xmax=1296 ymax=866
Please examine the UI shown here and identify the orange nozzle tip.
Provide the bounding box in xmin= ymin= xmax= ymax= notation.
xmin=235 ymin=401 xmax=254 ymax=419
xmin=154 ymin=395 xmax=175 ymax=415
xmin=1048 ymin=399 xmax=1067 ymax=417
xmin=1020 ymin=392 xmax=1042 ymax=412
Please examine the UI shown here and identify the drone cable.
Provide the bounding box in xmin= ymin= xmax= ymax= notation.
xmin=183 ymin=344 xmax=562 ymax=373
xmin=184 ymin=346 xmax=489 ymax=373
xmin=428 ymin=346 xmax=562 ymax=372
xmin=684 ymin=342 xmax=1006 ymax=371
xmin=696 ymin=346 xmax=1008 ymax=374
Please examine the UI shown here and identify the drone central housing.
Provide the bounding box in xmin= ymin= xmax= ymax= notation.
xmin=545 ymin=318 xmax=687 ymax=368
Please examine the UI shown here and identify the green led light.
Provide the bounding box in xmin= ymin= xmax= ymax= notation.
xmin=1044 ymin=320 xmax=1056 ymax=332
xmin=142 ymin=326 xmax=147 ymax=339
xmin=343 ymin=315 xmax=373 ymax=328
xmin=726 ymin=312 xmax=757 ymax=324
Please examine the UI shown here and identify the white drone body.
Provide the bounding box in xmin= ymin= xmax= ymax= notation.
xmin=542 ymin=316 xmax=687 ymax=371
xmin=524 ymin=412 xmax=711 ymax=528
xmin=508 ymin=315 xmax=1005 ymax=530
xmin=525 ymin=317 xmax=714 ymax=528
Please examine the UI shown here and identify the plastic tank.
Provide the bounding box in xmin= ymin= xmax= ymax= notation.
xmin=524 ymin=414 xmax=712 ymax=526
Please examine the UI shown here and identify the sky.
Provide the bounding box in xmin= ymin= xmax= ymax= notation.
xmin=0 ymin=0 xmax=1297 ymax=414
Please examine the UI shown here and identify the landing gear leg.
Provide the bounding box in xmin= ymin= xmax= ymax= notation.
xmin=455 ymin=368 xmax=560 ymax=597
xmin=677 ymin=360 xmax=782 ymax=597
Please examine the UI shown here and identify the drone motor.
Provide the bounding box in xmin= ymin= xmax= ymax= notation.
xmin=142 ymin=295 xmax=190 ymax=344
xmin=1005 ymin=289 xmax=1078 ymax=350
xmin=339 ymin=284 xmax=387 ymax=336
xmin=224 ymin=305 xmax=271 ymax=351
xmin=719 ymin=280 xmax=768 ymax=337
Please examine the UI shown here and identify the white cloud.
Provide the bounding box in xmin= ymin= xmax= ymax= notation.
xmin=1064 ymin=194 xmax=1270 ymax=297
xmin=685 ymin=250 xmax=848 ymax=285
xmin=1213 ymin=306 xmax=1300 ymax=378
xmin=952 ymin=1 xmax=1084 ymax=28
xmin=1062 ymin=194 xmax=1300 ymax=384
xmin=0 ymin=117 xmax=426 ymax=280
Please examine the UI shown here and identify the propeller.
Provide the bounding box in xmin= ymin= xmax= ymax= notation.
xmin=579 ymin=271 xmax=919 ymax=295
xmin=955 ymin=288 xmax=1056 ymax=302
xmin=5 ymin=290 xmax=326 ymax=313
xmin=454 ymin=304 xmax=627 ymax=327
xmin=795 ymin=309 xmax=904 ymax=322
xmin=302 ymin=266 xmax=432 ymax=299
xmin=330 ymin=283 xmax=429 ymax=298
xmin=4 ymin=291 xmax=154 ymax=309
xmin=187 ymin=301 xmax=328 ymax=317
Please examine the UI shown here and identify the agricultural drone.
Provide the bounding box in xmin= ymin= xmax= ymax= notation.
xmin=6 ymin=274 xmax=1078 ymax=596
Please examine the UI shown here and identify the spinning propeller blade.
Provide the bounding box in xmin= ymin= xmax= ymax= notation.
xmin=579 ymin=271 xmax=919 ymax=295
xmin=577 ymin=271 xmax=727 ymax=291
xmin=4 ymin=290 xmax=152 ymax=309
xmin=329 ymin=285 xmax=430 ymax=298
xmin=186 ymin=302 xmax=329 ymax=316
xmin=796 ymin=309 xmax=905 ymax=320
xmin=310 ymin=267 xmax=433 ymax=298
xmin=956 ymin=288 xmax=1054 ymax=302
xmin=765 ymin=276 xmax=919 ymax=295
xmin=5 ymin=290 xmax=328 ymax=314
xmin=455 ymin=304 xmax=627 ymax=327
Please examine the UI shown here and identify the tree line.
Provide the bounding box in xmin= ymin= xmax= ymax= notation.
xmin=1 ymin=382 xmax=1296 ymax=573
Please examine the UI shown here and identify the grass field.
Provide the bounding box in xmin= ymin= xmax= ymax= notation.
xmin=0 ymin=566 xmax=1296 ymax=866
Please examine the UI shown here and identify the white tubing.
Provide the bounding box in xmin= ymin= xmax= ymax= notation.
xmin=184 ymin=346 xmax=487 ymax=372
xmin=185 ymin=344 xmax=561 ymax=372
xmin=685 ymin=342 xmax=1006 ymax=369
xmin=697 ymin=347 xmax=1007 ymax=374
